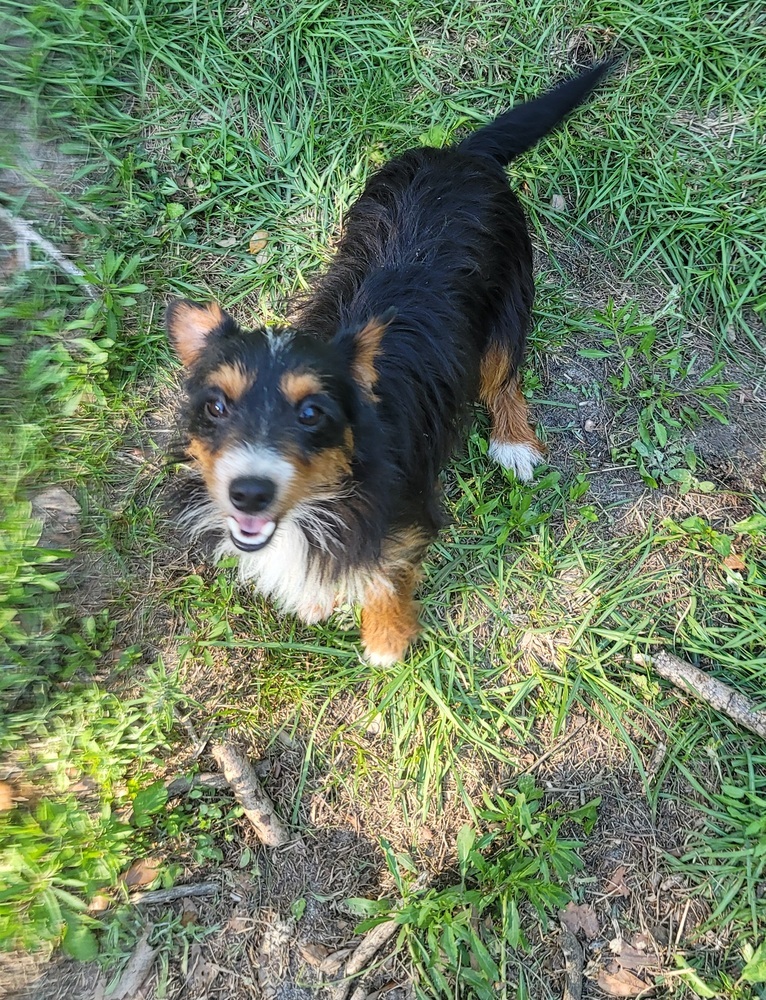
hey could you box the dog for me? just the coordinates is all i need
[166,62,614,665]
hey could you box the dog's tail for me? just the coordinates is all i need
[458,60,617,166]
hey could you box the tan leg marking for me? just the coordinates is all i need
[361,528,428,665]
[479,344,545,481]
[361,573,421,667]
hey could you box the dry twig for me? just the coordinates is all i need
[635,651,766,739]
[331,920,398,1000]
[112,924,157,999]
[0,206,97,297]
[165,772,228,797]
[129,882,219,906]
[212,739,293,847]
[560,923,584,1000]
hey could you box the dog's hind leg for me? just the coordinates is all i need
[480,342,545,482]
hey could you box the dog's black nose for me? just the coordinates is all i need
[229,477,276,513]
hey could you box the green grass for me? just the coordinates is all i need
[2,0,766,995]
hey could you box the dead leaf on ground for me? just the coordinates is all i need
[188,942,220,994]
[597,965,650,996]
[559,901,600,940]
[610,940,661,971]
[112,924,156,1000]
[723,553,747,572]
[298,942,332,968]
[123,856,162,888]
[0,781,13,811]
[249,230,269,254]
[606,864,631,897]
[320,946,354,975]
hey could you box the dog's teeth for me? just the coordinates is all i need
[259,520,276,541]
[227,516,277,546]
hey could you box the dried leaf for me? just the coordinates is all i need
[188,942,220,993]
[112,925,157,1000]
[298,942,332,968]
[610,940,661,971]
[550,193,567,212]
[319,946,354,975]
[559,901,600,940]
[217,236,237,247]
[249,230,269,254]
[124,856,162,888]
[0,781,13,811]
[606,865,631,897]
[723,553,746,572]
[597,967,649,996]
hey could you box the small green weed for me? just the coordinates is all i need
[0,797,131,959]
[351,778,599,999]
[593,299,734,489]
[159,787,244,868]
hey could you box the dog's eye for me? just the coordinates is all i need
[297,402,323,427]
[206,397,228,419]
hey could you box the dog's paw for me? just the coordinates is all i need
[361,618,419,667]
[363,639,411,668]
[488,439,545,482]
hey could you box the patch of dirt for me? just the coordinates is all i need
[689,399,766,493]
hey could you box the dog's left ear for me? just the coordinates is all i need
[166,298,232,367]
[347,309,395,394]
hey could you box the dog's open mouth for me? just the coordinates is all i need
[227,514,278,552]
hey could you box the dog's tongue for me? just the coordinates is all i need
[236,515,272,535]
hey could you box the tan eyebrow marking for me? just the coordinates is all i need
[207,362,255,400]
[280,370,323,405]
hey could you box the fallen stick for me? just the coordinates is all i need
[634,651,766,740]
[130,882,219,906]
[112,923,157,999]
[0,206,97,297]
[212,739,293,847]
[560,923,584,1000]
[331,920,399,1000]
[165,772,229,797]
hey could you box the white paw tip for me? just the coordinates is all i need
[488,440,544,482]
[364,648,404,667]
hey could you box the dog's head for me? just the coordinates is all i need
[166,299,389,552]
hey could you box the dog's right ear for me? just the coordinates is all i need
[165,299,232,367]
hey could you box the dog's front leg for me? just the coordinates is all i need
[361,569,420,666]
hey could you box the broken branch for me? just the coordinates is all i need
[165,772,228,797]
[560,923,584,1000]
[212,739,293,847]
[331,920,399,1000]
[0,206,97,297]
[634,651,766,740]
[112,924,157,999]
[130,882,219,906]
